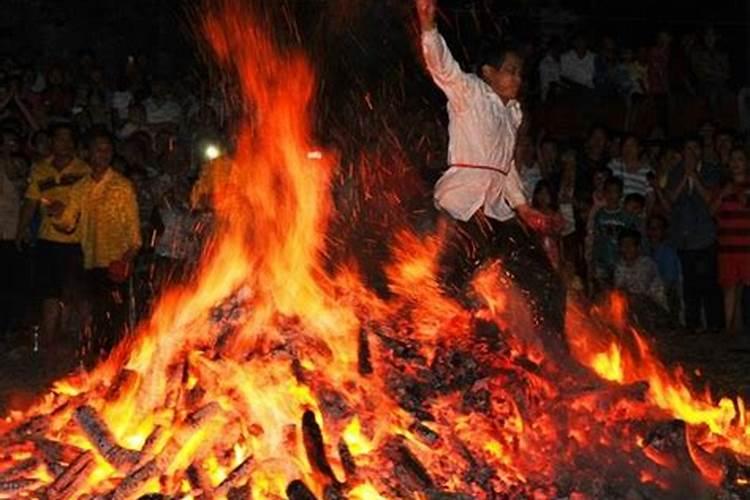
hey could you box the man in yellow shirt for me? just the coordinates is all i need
[60,129,141,357]
[16,123,90,350]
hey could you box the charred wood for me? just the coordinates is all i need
[47,450,96,500]
[386,439,435,491]
[286,479,318,500]
[214,455,254,497]
[74,405,140,469]
[0,457,38,481]
[357,324,373,375]
[302,410,337,483]
[0,478,41,495]
[337,439,356,477]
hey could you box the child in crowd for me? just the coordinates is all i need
[592,176,636,294]
[647,214,682,322]
[531,180,566,269]
[623,192,647,249]
[615,229,667,309]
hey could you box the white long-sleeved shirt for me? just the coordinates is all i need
[422,29,526,222]
[560,50,596,88]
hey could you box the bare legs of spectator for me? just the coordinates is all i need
[724,285,744,335]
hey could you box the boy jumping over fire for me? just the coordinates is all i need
[416,0,567,358]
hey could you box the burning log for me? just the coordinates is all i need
[109,458,161,500]
[0,478,41,495]
[386,439,435,492]
[409,421,441,447]
[34,437,84,464]
[0,457,38,481]
[301,410,337,483]
[286,479,318,500]
[47,450,96,500]
[337,439,356,477]
[74,405,140,470]
[213,455,254,496]
[357,324,373,375]
[105,369,140,402]
[0,415,49,446]
[187,462,214,497]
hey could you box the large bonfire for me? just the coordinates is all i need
[1,2,749,499]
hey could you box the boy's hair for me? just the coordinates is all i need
[475,40,521,73]
[48,122,79,144]
[604,176,624,191]
[624,192,646,208]
[618,228,642,246]
[87,126,114,147]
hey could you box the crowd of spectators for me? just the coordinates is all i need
[0,8,748,366]
[0,51,228,363]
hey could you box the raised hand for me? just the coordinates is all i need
[416,0,436,31]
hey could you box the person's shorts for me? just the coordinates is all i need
[718,252,750,288]
[35,240,84,300]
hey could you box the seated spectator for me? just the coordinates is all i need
[117,103,149,140]
[579,125,610,177]
[647,214,682,323]
[615,229,667,310]
[711,147,750,335]
[42,65,75,121]
[623,192,647,241]
[531,180,565,269]
[539,37,564,101]
[608,134,654,198]
[143,78,182,130]
[592,176,636,294]
[28,129,52,162]
[560,35,596,90]
[523,134,558,198]
[714,128,734,172]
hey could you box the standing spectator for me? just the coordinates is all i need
[666,136,724,333]
[0,130,25,336]
[608,134,654,198]
[711,147,750,335]
[28,129,52,162]
[15,123,90,352]
[714,128,734,172]
[59,130,141,357]
[560,35,596,90]
[594,36,618,97]
[647,215,682,322]
[690,27,730,117]
[592,176,636,294]
[580,125,609,175]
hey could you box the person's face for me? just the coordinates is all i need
[624,200,643,216]
[482,52,523,102]
[48,68,63,86]
[647,219,665,243]
[541,142,558,164]
[594,171,609,190]
[684,141,701,165]
[620,238,640,262]
[588,129,607,156]
[1,132,20,155]
[716,134,732,159]
[89,137,113,169]
[622,137,639,160]
[729,150,748,178]
[534,187,552,209]
[52,129,75,159]
[605,183,622,206]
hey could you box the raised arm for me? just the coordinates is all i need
[417,0,474,107]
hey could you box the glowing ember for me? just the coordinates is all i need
[1,2,750,499]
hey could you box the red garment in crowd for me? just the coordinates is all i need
[717,181,750,287]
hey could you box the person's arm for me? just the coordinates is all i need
[666,168,689,203]
[15,198,38,250]
[13,93,40,131]
[417,0,474,108]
